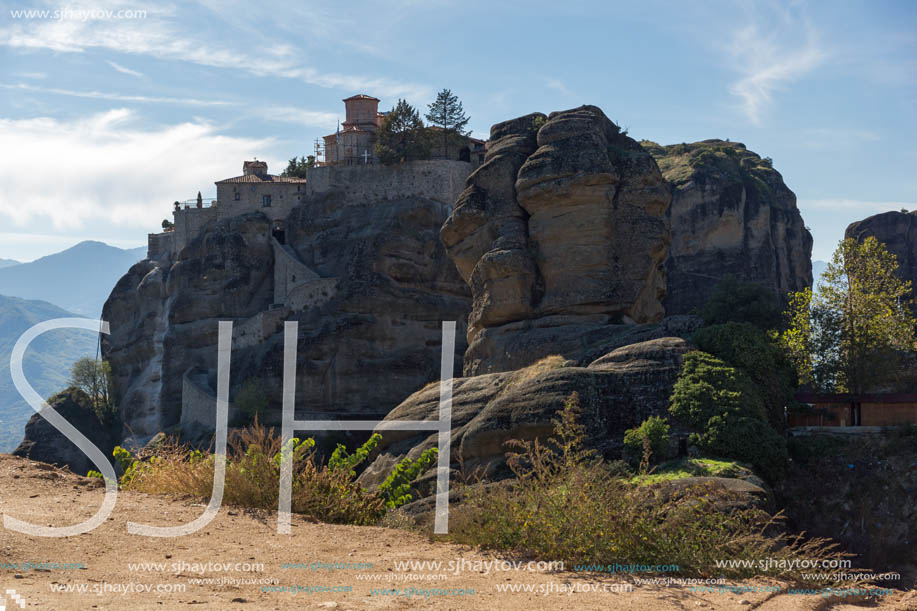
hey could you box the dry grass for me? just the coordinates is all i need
[122,423,385,525]
[449,393,861,583]
[510,355,568,386]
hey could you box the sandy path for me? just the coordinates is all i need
[0,455,911,610]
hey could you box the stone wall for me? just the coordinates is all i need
[171,205,218,256]
[216,182,307,222]
[149,161,470,261]
[147,232,174,260]
[233,308,289,350]
[306,160,472,206]
[179,367,241,436]
[272,238,320,305]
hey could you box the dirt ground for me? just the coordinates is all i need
[0,455,912,610]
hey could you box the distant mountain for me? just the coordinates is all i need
[812,260,828,290]
[0,259,19,269]
[0,295,97,453]
[0,241,145,317]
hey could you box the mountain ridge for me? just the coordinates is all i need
[0,241,145,317]
[0,294,98,453]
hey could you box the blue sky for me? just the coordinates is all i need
[0,0,914,262]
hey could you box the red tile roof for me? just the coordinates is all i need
[215,174,307,184]
[343,94,380,102]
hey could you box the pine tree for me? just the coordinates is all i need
[375,99,430,164]
[282,156,315,178]
[425,89,470,158]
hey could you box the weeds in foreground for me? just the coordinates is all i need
[449,393,857,584]
[114,423,433,525]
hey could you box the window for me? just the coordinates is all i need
[234,191,240,201]
[263,195,272,207]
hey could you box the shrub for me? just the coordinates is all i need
[622,416,671,466]
[378,447,438,509]
[669,351,787,481]
[449,393,848,580]
[116,424,436,525]
[692,412,787,481]
[328,433,381,478]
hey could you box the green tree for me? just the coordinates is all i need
[425,88,470,158]
[698,275,783,330]
[282,156,315,178]
[196,191,203,207]
[375,99,430,164]
[669,351,787,481]
[781,236,916,393]
[69,357,115,420]
[693,322,797,432]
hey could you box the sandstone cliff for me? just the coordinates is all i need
[441,106,672,376]
[102,190,470,444]
[643,140,813,315]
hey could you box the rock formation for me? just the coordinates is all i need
[441,106,672,376]
[102,191,470,444]
[846,209,917,303]
[359,337,691,490]
[643,140,813,315]
[14,388,119,475]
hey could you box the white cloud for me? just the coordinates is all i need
[0,82,233,106]
[106,60,143,77]
[0,109,276,231]
[726,13,826,125]
[545,78,573,97]
[0,1,430,99]
[264,106,339,129]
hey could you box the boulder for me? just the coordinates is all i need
[13,388,119,475]
[358,337,692,493]
[643,140,813,315]
[442,106,671,376]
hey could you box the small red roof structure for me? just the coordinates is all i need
[343,94,380,102]
[215,174,307,184]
